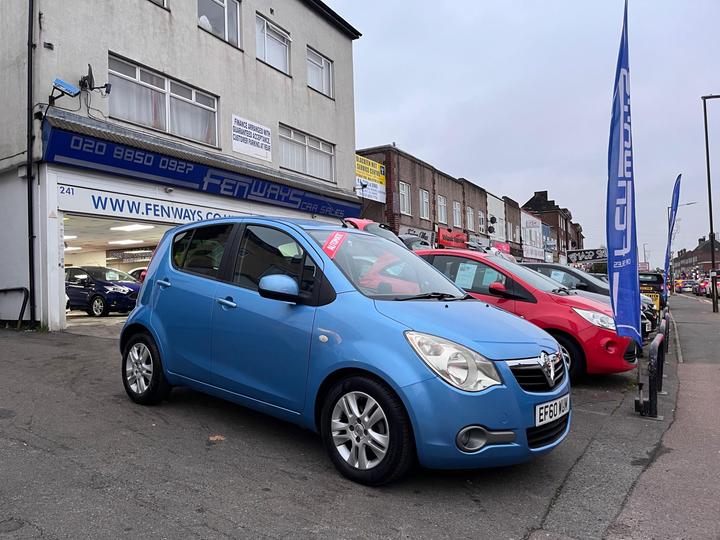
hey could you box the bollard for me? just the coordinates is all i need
[663,311,670,354]
[635,332,665,419]
[656,320,667,393]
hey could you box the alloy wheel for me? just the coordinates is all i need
[125,343,153,395]
[331,391,389,470]
[560,345,571,371]
[92,297,105,316]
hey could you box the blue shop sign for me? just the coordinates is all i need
[42,126,360,219]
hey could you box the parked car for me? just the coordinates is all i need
[417,249,637,380]
[695,278,710,295]
[680,280,695,293]
[522,263,610,296]
[342,218,406,247]
[65,266,140,317]
[638,272,665,309]
[128,267,148,282]
[590,273,608,283]
[398,234,432,251]
[121,217,571,485]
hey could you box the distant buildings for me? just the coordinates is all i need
[672,236,720,276]
[356,146,584,261]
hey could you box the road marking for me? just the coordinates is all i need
[670,311,683,364]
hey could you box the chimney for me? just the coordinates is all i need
[699,236,706,245]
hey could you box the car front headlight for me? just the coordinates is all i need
[405,332,502,392]
[572,307,616,331]
[105,285,130,294]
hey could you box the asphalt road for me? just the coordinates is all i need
[0,322,678,539]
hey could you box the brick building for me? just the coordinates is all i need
[522,191,583,263]
[673,236,720,276]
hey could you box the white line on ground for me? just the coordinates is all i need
[670,311,683,364]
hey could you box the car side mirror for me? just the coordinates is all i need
[575,282,588,291]
[258,274,301,303]
[489,281,511,297]
[80,277,91,287]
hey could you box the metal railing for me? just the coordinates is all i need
[635,315,668,419]
[0,287,30,330]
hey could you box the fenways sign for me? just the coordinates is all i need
[43,127,360,219]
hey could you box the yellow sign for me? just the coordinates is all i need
[355,155,386,203]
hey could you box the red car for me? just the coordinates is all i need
[343,218,407,247]
[417,249,637,380]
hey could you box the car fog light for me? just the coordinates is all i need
[456,426,488,452]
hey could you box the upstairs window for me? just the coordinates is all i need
[419,189,430,220]
[478,210,485,232]
[109,56,217,146]
[453,201,462,228]
[437,195,447,224]
[256,14,290,74]
[399,182,411,215]
[307,47,333,97]
[279,125,334,182]
[198,0,241,47]
[466,206,474,231]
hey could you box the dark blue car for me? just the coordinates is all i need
[65,266,141,317]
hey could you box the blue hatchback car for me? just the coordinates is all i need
[121,217,570,485]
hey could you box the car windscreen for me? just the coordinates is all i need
[308,230,464,300]
[572,267,610,292]
[84,267,137,283]
[490,256,565,292]
[639,273,664,284]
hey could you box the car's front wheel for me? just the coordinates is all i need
[122,333,171,405]
[554,334,586,382]
[87,295,108,317]
[320,375,414,486]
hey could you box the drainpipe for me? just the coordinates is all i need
[26,0,37,325]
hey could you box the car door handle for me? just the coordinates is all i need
[216,297,237,309]
[157,279,171,288]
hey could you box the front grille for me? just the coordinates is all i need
[526,414,569,448]
[508,354,565,392]
[624,341,639,363]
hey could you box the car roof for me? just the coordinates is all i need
[171,215,351,232]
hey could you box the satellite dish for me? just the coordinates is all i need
[79,64,95,90]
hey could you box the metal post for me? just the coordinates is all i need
[702,95,718,312]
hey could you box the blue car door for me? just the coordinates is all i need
[65,268,91,307]
[150,223,235,384]
[211,223,318,412]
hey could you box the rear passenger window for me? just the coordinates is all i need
[173,224,233,279]
[233,225,316,294]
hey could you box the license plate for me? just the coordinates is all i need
[535,394,570,426]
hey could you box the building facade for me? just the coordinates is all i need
[0,0,361,329]
[521,210,544,262]
[522,190,582,263]
[503,196,522,259]
[673,236,720,276]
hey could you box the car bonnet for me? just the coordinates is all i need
[373,298,559,360]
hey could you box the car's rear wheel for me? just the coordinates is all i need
[553,334,585,382]
[87,295,108,317]
[320,376,414,486]
[122,333,171,405]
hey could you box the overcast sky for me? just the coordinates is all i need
[327,0,720,269]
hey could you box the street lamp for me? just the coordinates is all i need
[702,95,719,312]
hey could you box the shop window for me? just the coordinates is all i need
[198,0,241,47]
[307,47,333,97]
[109,55,218,146]
[256,14,290,74]
[279,124,334,182]
[399,182,411,215]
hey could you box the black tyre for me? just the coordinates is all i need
[320,375,415,486]
[87,295,108,317]
[121,332,171,405]
[553,333,586,382]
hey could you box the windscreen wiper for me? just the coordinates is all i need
[395,292,465,301]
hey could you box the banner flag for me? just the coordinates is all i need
[664,174,682,299]
[607,0,642,345]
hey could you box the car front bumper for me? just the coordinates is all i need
[400,362,571,469]
[578,326,637,374]
[105,292,138,311]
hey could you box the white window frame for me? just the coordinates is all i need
[198,0,241,46]
[399,182,411,216]
[307,47,333,97]
[419,189,430,220]
[466,206,474,232]
[437,195,447,224]
[478,210,485,232]
[256,14,291,74]
[108,55,218,146]
[279,124,335,182]
[453,201,462,228]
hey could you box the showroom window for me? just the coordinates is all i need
[399,182,411,215]
[233,225,316,295]
[466,206,474,231]
[453,201,462,228]
[307,47,333,97]
[198,0,241,47]
[437,195,447,224]
[419,189,430,220]
[256,14,291,74]
[279,125,334,182]
[109,56,217,146]
[172,224,233,278]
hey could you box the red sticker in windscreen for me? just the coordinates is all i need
[322,231,348,259]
